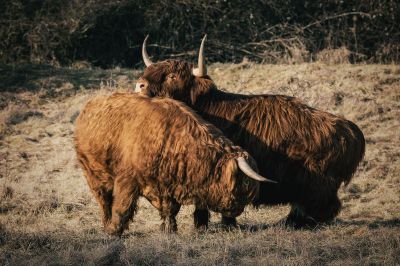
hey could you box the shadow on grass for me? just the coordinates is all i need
[0,63,140,93]
[232,218,400,233]
[1,218,399,264]
[336,218,400,228]
[0,228,125,265]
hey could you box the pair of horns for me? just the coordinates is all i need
[142,35,207,77]
[142,36,276,184]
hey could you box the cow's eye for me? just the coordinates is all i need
[167,73,176,80]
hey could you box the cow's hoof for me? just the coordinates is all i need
[194,220,209,231]
[285,215,318,230]
[220,216,239,231]
[159,222,166,232]
[160,222,177,233]
[221,216,238,227]
[195,224,208,233]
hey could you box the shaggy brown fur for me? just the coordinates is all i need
[74,92,261,236]
[138,60,366,227]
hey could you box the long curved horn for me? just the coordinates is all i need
[142,35,153,67]
[237,157,277,183]
[192,35,207,77]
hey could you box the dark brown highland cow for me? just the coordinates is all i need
[135,36,366,228]
[75,92,274,236]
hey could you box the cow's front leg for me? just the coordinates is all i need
[221,215,238,228]
[159,199,181,233]
[193,206,210,230]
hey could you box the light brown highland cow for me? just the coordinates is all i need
[74,92,274,236]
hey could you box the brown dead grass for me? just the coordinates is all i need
[0,62,399,265]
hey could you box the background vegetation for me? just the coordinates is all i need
[1,0,399,67]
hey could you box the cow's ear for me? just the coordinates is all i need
[190,88,199,105]
[190,78,210,104]
[221,158,238,192]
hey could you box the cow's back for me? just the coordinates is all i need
[75,93,172,177]
[74,92,229,192]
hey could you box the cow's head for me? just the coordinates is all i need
[135,35,216,105]
[209,153,276,217]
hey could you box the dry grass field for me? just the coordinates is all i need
[0,62,399,265]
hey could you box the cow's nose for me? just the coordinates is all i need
[135,79,148,93]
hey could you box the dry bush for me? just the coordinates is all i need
[375,43,400,63]
[1,0,399,67]
[316,47,351,64]
[0,0,92,65]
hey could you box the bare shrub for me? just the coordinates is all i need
[375,43,400,63]
[317,47,351,64]
[1,0,399,66]
[284,43,310,64]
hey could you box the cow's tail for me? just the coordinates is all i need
[338,119,366,186]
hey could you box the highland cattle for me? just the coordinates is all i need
[75,92,274,235]
[136,36,365,228]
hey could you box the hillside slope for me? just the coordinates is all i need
[0,62,399,265]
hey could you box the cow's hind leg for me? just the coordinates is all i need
[221,215,238,228]
[78,156,113,227]
[92,185,113,227]
[285,204,317,229]
[159,199,181,233]
[193,206,210,230]
[106,176,140,237]
[304,194,341,224]
[287,178,341,228]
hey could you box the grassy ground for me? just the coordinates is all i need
[0,62,399,265]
